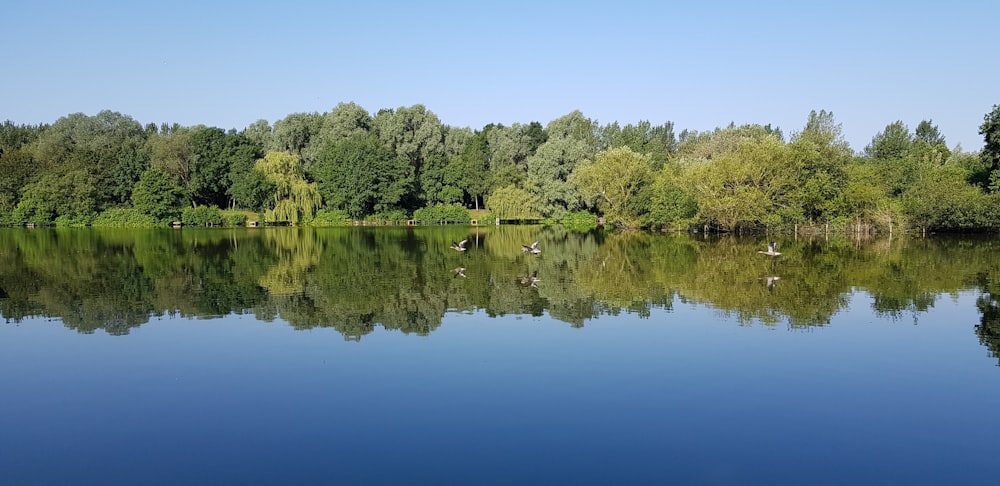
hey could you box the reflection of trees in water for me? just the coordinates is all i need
[973,272,1000,365]
[1,229,1000,349]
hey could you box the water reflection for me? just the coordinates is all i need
[0,227,998,357]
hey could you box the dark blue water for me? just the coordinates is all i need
[1,290,996,485]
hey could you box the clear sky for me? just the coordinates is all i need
[3,0,996,152]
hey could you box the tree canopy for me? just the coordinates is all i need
[0,103,995,233]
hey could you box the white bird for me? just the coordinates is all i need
[521,241,541,254]
[453,267,466,278]
[758,242,781,256]
[451,239,468,251]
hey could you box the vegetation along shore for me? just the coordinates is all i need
[2,103,999,233]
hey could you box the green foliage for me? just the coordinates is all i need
[644,166,699,230]
[225,212,247,227]
[681,135,797,231]
[0,149,38,213]
[181,205,224,226]
[979,105,1000,191]
[311,133,412,218]
[487,185,540,221]
[902,165,993,230]
[3,106,1000,233]
[255,151,321,225]
[571,147,653,228]
[865,121,912,160]
[560,210,598,232]
[413,203,470,224]
[132,167,184,222]
[92,208,160,228]
[365,209,409,224]
[526,136,590,219]
[309,209,352,226]
[13,170,100,225]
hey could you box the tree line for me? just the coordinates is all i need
[1,103,999,232]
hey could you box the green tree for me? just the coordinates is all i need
[865,121,912,160]
[372,104,445,185]
[571,147,653,227]
[310,134,412,218]
[915,119,945,146]
[242,119,272,152]
[682,136,797,231]
[833,162,894,230]
[526,136,589,218]
[149,126,196,204]
[0,149,39,214]
[902,165,991,230]
[487,185,540,221]
[13,169,100,225]
[978,105,1000,191]
[132,167,184,222]
[269,112,323,164]
[486,123,534,190]
[911,120,950,166]
[187,126,234,208]
[644,166,698,229]
[255,151,321,224]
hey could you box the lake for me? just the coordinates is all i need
[1,226,999,485]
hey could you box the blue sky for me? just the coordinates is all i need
[3,0,996,152]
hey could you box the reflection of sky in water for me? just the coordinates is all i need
[1,290,996,484]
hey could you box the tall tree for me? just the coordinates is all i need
[131,167,184,222]
[526,136,589,219]
[978,105,1000,191]
[915,120,945,146]
[149,126,196,204]
[310,134,412,218]
[571,147,654,227]
[865,121,912,160]
[270,112,323,165]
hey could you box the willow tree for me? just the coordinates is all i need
[487,185,540,221]
[254,151,321,225]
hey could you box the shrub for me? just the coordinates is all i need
[54,214,93,227]
[181,206,224,226]
[92,208,160,228]
[310,209,352,227]
[365,209,409,224]
[225,213,247,227]
[560,210,598,232]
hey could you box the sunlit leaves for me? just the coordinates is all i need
[254,151,321,225]
[572,147,653,227]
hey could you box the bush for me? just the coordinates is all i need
[560,210,598,232]
[310,209,352,227]
[413,203,470,224]
[181,206,224,226]
[225,213,247,227]
[92,208,160,228]
[365,209,409,224]
[54,214,93,227]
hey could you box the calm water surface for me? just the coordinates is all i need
[1,227,998,485]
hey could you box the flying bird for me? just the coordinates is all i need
[521,241,540,254]
[453,267,466,278]
[451,239,468,251]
